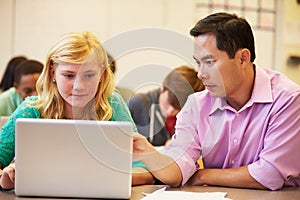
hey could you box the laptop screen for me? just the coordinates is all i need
[15,118,133,199]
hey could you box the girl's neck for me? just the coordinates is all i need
[64,107,84,119]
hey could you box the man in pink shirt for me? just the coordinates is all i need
[133,12,300,190]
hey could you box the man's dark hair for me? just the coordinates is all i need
[190,12,256,62]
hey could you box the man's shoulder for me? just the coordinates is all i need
[256,68,300,110]
[263,68,300,95]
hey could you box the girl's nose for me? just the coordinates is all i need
[73,77,84,90]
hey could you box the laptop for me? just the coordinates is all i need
[15,118,134,199]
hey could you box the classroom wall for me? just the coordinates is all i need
[281,0,300,84]
[0,0,299,92]
[0,0,197,92]
[0,0,14,75]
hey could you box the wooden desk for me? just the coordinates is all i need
[1,185,300,200]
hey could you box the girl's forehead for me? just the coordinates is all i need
[57,62,100,72]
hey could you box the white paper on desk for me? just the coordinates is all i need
[141,186,231,200]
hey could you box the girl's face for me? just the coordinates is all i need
[52,60,102,111]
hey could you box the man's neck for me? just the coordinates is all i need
[226,64,255,111]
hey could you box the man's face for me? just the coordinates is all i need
[15,73,40,99]
[193,34,243,98]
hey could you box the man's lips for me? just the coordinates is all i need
[204,84,216,90]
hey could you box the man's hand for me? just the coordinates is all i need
[186,167,267,190]
[132,133,182,187]
[133,133,156,161]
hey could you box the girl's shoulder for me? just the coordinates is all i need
[108,91,123,101]
[13,96,41,118]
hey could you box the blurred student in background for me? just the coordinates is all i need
[108,53,134,102]
[0,59,43,116]
[0,56,27,92]
[128,66,205,146]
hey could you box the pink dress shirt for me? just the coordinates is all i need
[161,67,300,190]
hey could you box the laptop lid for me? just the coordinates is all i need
[15,118,133,199]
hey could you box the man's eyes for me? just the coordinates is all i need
[206,60,213,65]
[194,59,215,67]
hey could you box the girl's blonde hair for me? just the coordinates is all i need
[35,31,115,120]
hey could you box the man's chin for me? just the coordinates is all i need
[208,91,224,98]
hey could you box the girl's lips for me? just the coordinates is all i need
[72,94,87,97]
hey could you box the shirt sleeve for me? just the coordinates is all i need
[109,92,138,132]
[160,94,201,185]
[248,91,300,190]
[108,92,148,170]
[0,97,40,168]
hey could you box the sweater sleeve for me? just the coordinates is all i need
[109,92,138,132]
[108,92,148,170]
[0,96,40,168]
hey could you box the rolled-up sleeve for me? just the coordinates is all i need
[248,159,284,190]
[160,95,201,185]
[249,91,300,190]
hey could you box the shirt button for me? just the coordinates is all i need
[231,160,235,164]
[233,138,238,143]
[236,113,239,117]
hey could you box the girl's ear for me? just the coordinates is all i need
[50,65,55,80]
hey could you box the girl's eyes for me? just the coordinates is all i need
[62,73,96,79]
[63,74,74,79]
[84,73,95,79]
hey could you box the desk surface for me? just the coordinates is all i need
[1,185,300,200]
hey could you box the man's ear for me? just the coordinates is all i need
[240,48,251,66]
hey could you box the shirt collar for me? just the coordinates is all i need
[209,66,273,115]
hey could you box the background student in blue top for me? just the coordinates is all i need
[0,31,151,189]
[0,59,43,116]
[0,56,27,92]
